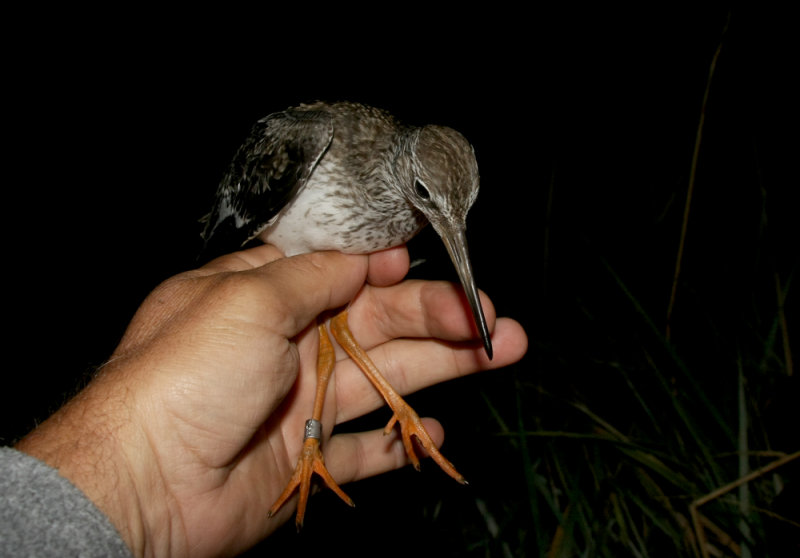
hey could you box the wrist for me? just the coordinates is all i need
[16,367,178,558]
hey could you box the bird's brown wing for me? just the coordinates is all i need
[200,108,334,259]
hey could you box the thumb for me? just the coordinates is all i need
[241,249,370,339]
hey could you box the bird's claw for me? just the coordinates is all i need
[384,406,467,484]
[269,436,354,530]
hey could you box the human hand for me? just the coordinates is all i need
[17,244,527,558]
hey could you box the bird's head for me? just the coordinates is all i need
[403,126,480,227]
[393,125,493,359]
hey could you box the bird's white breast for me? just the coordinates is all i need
[258,159,425,257]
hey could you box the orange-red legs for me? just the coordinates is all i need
[330,310,466,484]
[269,309,466,529]
[268,322,353,530]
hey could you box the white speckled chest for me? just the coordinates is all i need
[258,158,427,256]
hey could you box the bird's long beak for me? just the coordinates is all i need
[436,224,493,360]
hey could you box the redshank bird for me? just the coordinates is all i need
[201,101,492,528]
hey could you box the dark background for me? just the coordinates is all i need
[3,4,796,556]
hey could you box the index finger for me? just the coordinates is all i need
[345,279,496,350]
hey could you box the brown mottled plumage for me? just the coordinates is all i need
[203,101,490,357]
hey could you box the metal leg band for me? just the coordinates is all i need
[304,419,322,440]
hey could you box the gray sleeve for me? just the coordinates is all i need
[0,446,133,558]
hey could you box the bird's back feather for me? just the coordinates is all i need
[200,109,334,259]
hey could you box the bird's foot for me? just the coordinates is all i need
[268,432,354,530]
[329,309,467,485]
[384,400,467,484]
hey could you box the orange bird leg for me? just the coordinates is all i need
[330,309,466,484]
[268,323,354,530]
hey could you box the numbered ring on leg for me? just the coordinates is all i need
[304,419,322,440]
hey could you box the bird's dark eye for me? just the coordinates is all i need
[415,180,431,200]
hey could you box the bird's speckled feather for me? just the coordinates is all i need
[201,100,491,357]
